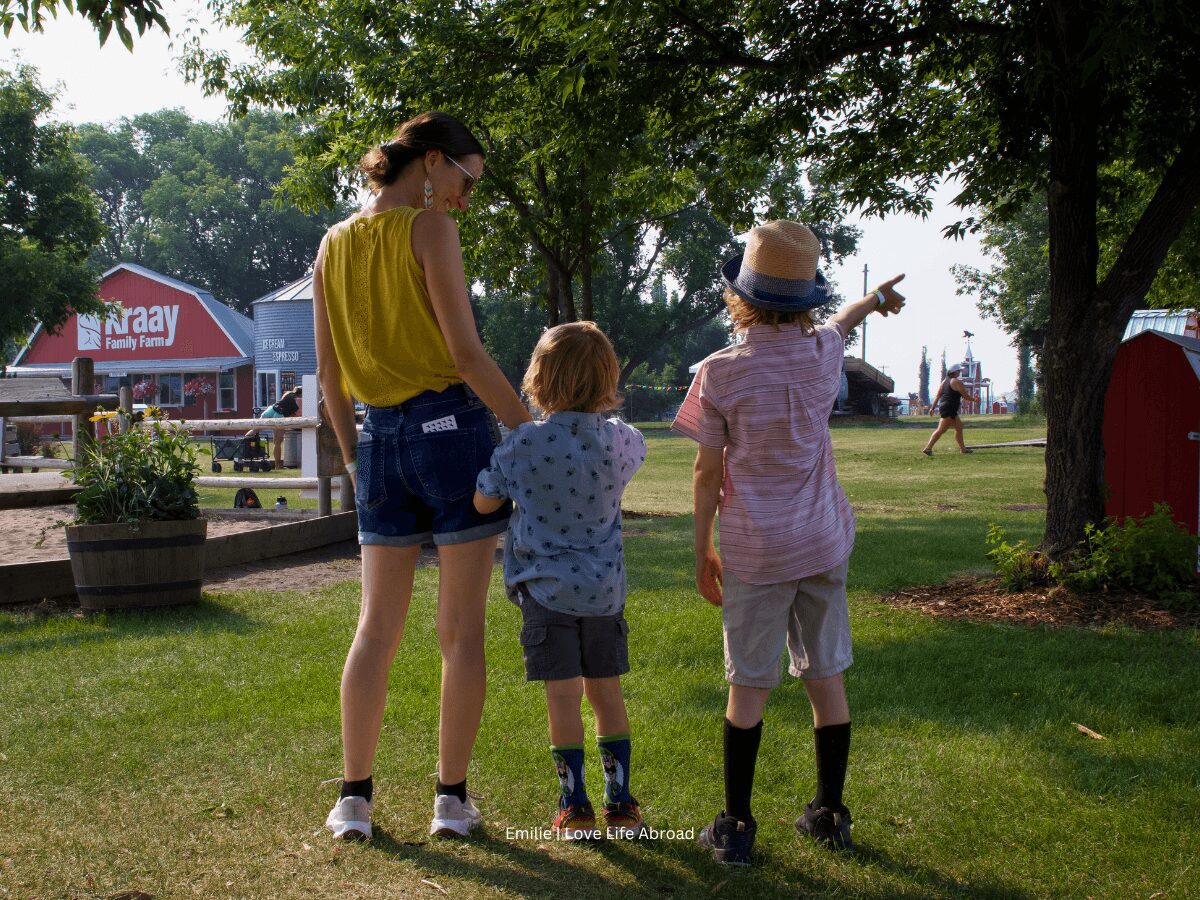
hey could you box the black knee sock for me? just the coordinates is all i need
[436,778,467,803]
[813,722,851,811]
[341,776,373,803]
[723,718,763,824]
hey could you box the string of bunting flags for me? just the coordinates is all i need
[624,384,690,391]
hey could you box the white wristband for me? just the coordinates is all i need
[344,460,357,475]
[875,290,887,308]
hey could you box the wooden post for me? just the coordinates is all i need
[118,386,133,433]
[71,357,96,463]
[340,474,356,513]
[317,476,332,517]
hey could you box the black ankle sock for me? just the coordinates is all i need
[436,778,467,803]
[723,718,763,824]
[813,722,851,810]
[341,776,373,803]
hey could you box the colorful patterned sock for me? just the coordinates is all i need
[597,733,633,804]
[551,745,589,807]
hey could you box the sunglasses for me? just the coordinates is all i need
[444,154,477,196]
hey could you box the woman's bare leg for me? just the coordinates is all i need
[341,544,421,780]
[435,535,499,783]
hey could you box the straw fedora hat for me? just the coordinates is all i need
[721,220,833,311]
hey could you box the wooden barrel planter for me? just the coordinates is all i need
[65,518,208,611]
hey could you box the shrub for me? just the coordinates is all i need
[71,409,200,527]
[1049,504,1197,607]
[986,524,1049,591]
[989,506,1198,608]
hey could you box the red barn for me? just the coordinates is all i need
[1103,330,1200,534]
[8,264,255,423]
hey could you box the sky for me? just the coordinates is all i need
[2,10,1016,398]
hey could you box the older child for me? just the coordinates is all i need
[674,220,906,864]
[474,322,647,839]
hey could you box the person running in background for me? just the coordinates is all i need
[923,364,979,456]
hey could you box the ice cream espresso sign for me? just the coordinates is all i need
[77,305,180,352]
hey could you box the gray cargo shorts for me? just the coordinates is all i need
[721,560,852,687]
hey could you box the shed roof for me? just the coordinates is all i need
[1123,309,1196,341]
[253,274,314,305]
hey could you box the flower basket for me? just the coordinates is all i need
[66,408,206,610]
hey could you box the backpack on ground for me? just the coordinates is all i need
[234,487,262,509]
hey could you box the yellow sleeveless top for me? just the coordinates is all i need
[321,206,460,407]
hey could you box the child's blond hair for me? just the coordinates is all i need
[522,322,621,414]
[723,288,816,334]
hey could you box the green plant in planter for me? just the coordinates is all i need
[73,408,200,527]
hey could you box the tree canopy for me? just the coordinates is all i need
[1,65,105,365]
[527,0,1200,555]
[183,0,859,377]
[75,109,355,314]
[1,0,167,48]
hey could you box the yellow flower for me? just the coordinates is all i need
[88,411,119,422]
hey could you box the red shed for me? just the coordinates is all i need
[1103,330,1200,534]
[8,264,255,423]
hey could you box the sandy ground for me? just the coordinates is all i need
[0,505,303,564]
[0,502,510,600]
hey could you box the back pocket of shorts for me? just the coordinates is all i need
[355,433,388,511]
[407,426,482,502]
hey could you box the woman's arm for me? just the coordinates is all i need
[415,212,533,429]
[828,274,906,338]
[312,237,360,474]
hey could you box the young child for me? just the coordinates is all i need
[474,321,648,840]
[673,220,906,864]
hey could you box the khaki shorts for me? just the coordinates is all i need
[721,561,852,687]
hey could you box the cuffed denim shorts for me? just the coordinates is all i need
[356,383,512,547]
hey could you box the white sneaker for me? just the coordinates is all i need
[325,795,372,840]
[429,793,483,837]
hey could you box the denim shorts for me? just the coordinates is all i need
[356,383,512,546]
[516,586,630,682]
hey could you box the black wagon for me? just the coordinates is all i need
[209,434,270,473]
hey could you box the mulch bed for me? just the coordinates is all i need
[882,577,1200,630]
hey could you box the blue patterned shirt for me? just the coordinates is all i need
[476,412,646,616]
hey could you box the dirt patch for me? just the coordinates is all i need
[203,540,506,594]
[882,577,1200,630]
[1002,503,1047,512]
[0,504,300,564]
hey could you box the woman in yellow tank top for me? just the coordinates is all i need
[315,112,532,841]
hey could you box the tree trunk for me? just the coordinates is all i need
[1040,3,1104,557]
[546,263,560,328]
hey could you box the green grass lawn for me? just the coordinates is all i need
[4,419,1197,898]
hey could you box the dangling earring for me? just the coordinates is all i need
[423,178,434,209]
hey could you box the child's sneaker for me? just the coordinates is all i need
[325,795,372,841]
[429,793,483,837]
[795,801,854,850]
[696,811,756,865]
[553,802,600,840]
[602,799,647,838]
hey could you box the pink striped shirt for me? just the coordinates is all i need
[673,322,856,584]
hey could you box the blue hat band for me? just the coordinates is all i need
[723,255,832,311]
